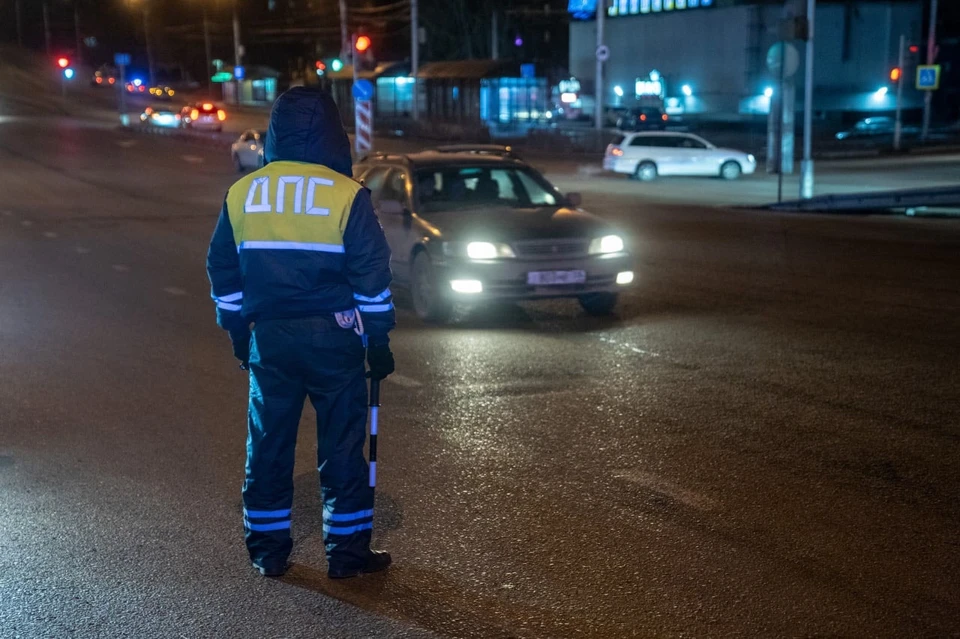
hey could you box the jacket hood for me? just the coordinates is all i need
[264,87,353,176]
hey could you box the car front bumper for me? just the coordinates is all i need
[433,253,635,301]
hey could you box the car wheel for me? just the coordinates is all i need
[411,252,453,323]
[720,161,742,180]
[233,154,244,173]
[579,293,619,316]
[634,161,657,182]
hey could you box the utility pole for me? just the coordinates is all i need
[921,0,938,141]
[143,1,156,85]
[43,0,52,57]
[799,0,816,200]
[203,3,214,97]
[594,0,605,130]
[894,34,905,151]
[412,0,419,120]
[339,0,349,59]
[232,0,242,69]
[15,0,24,48]
[491,10,499,60]
[74,1,83,65]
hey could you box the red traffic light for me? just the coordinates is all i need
[315,60,326,70]
[889,67,902,82]
[355,35,371,53]
[57,57,70,68]
[909,45,919,54]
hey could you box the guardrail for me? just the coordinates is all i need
[767,186,960,214]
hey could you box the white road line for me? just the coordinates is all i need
[117,140,138,148]
[387,373,422,389]
[75,246,90,254]
[181,154,204,164]
[163,286,187,296]
[598,336,661,357]
[613,469,716,511]
[20,220,33,227]
[112,264,130,272]
[42,231,58,239]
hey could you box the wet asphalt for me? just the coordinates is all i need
[1,116,959,638]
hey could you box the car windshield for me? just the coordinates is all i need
[415,166,562,213]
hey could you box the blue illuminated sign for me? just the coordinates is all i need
[568,0,597,20]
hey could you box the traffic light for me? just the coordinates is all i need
[57,57,70,69]
[331,58,344,72]
[355,35,371,53]
[315,60,326,76]
[889,67,902,82]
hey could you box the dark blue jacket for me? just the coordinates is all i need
[206,87,395,345]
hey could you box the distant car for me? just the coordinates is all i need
[835,117,917,140]
[180,102,225,132]
[92,67,117,88]
[148,86,176,101]
[617,105,669,131]
[125,80,147,94]
[604,132,757,181]
[231,129,265,172]
[354,149,635,321]
[139,106,181,128]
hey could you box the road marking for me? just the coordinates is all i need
[163,286,187,296]
[112,264,130,272]
[1,210,12,217]
[117,140,138,148]
[42,231,58,239]
[598,336,660,357]
[20,220,33,227]
[75,246,90,254]
[181,154,204,164]
[613,469,716,511]
[387,373,422,389]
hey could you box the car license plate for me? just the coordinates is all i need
[527,270,586,286]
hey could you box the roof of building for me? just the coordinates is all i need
[415,60,526,80]
[326,61,410,81]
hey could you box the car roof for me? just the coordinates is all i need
[360,149,526,169]
[622,131,692,138]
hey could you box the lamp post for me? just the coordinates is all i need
[799,0,816,200]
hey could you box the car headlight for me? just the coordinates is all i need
[445,241,515,260]
[589,234,624,255]
[747,154,756,164]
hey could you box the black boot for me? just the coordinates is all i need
[253,558,289,578]
[328,549,392,579]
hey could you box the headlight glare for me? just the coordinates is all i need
[466,241,515,259]
[590,234,625,255]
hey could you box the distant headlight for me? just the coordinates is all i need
[464,242,515,259]
[589,234,624,255]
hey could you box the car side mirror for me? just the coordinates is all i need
[567,192,582,208]
[378,199,404,216]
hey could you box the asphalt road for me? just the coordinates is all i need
[1,115,959,638]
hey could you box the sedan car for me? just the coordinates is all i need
[616,105,669,131]
[604,132,756,180]
[231,129,265,172]
[355,148,635,322]
[139,106,181,128]
[180,102,226,132]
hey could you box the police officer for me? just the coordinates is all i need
[206,87,395,579]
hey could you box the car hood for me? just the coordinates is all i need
[421,205,614,242]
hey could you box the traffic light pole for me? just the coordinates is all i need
[203,4,214,98]
[594,2,605,131]
[894,35,905,151]
[799,0,816,200]
[411,0,419,120]
[921,0,938,141]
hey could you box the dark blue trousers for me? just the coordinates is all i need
[242,316,374,572]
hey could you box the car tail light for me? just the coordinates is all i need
[202,103,214,110]
[108,77,115,85]
[217,109,226,121]
[640,114,647,121]
[145,107,153,114]
[662,114,668,121]
[95,77,103,84]
[610,147,624,157]
[176,114,181,120]
[138,85,145,92]
[190,109,199,120]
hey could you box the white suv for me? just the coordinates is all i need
[604,132,756,181]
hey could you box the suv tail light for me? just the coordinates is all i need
[609,146,624,157]
[661,114,668,121]
[217,109,226,121]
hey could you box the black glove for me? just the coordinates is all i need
[229,327,251,370]
[366,344,395,380]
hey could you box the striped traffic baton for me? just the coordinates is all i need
[368,378,380,497]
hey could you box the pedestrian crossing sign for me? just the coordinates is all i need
[916,65,940,91]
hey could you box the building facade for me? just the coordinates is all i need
[569,0,924,119]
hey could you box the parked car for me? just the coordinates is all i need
[231,129,265,171]
[354,147,635,322]
[180,102,226,132]
[603,132,757,181]
[835,117,918,140]
[616,105,669,131]
[139,106,181,128]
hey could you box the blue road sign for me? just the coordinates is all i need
[114,53,131,67]
[352,79,375,101]
[916,65,940,91]
[234,66,245,80]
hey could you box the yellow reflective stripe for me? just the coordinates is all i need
[225,162,361,247]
